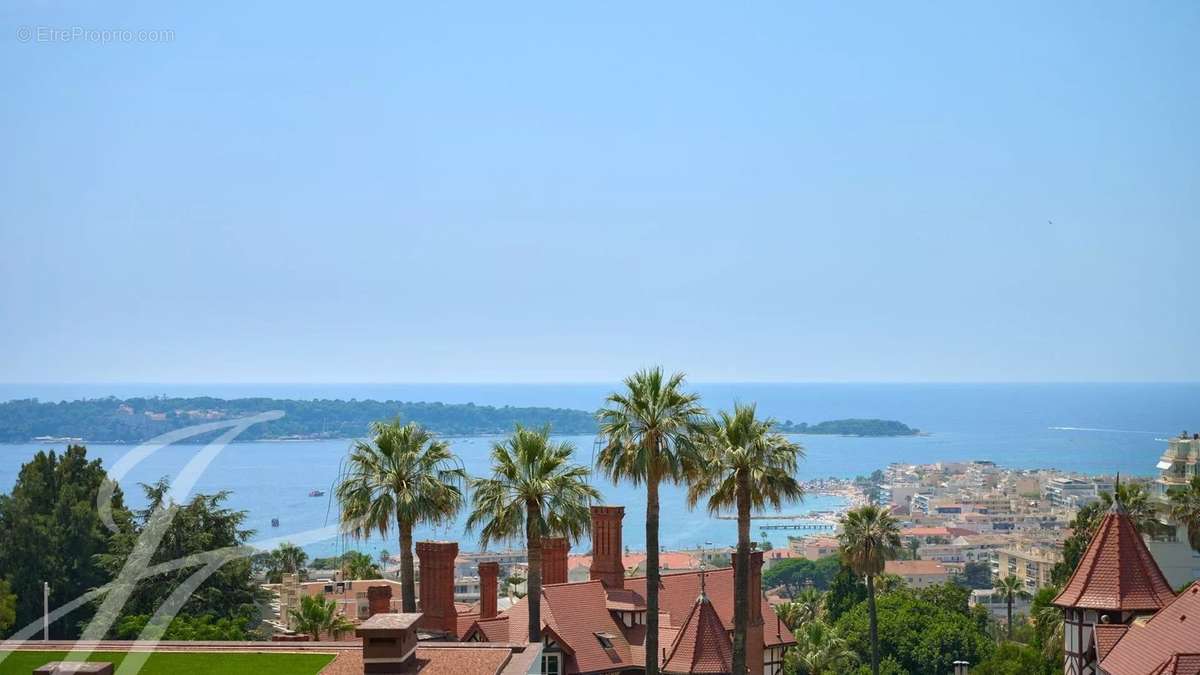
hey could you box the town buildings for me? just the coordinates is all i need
[883,560,951,588]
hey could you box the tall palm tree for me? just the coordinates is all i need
[905,538,920,561]
[783,619,860,675]
[596,367,705,675]
[1099,480,1160,534]
[839,505,901,675]
[996,575,1031,640]
[1169,476,1200,552]
[466,425,599,643]
[689,403,804,675]
[336,420,466,613]
[289,594,355,641]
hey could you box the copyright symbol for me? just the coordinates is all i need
[16,26,32,42]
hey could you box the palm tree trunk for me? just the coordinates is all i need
[867,574,879,675]
[646,469,660,675]
[399,519,416,613]
[733,477,751,675]
[1007,595,1013,641]
[526,502,543,643]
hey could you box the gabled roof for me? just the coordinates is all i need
[1099,583,1200,675]
[1052,500,1175,612]
[625,567,795,648]
[1093,623,1129,661]
[662,594,732,675]
[471,580,637,675]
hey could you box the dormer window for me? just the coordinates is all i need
[594,631,615,649]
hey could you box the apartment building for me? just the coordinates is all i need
[993,545,1061,591]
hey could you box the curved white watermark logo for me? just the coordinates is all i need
[0,412,342,674]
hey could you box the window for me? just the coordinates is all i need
[541,653,560,675]
[595,631,615,649]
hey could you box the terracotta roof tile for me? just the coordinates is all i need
[1099,583,1200,675]
[625,568,795,648]
[661,594,733,675]
[1094,623,1129,661]
[884,560,949,576]
[1053,506,1176,611]
[1149,654,1200,675]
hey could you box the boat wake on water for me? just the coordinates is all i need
[1049,426,1165,435]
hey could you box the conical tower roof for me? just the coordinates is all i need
[662,590,733,675]
[1053,485,1175,612]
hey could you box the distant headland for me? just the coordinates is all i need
[0,396,920,443]
[775,418,921,437]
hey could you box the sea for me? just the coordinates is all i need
[1,382,1197,560]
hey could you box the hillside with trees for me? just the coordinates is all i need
[0,396,599,443]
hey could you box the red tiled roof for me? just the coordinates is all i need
[1094,623,1129,661]
[1148,654,1200,675]
[476,580,637,675]
[1053,505,1175,612]
[625,568,795,649]
[661,594,732,675]
[464,615,510,643]
[1099,583,1200,675]
[884,560,949,576]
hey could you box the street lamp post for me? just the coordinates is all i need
[42,582,49,640]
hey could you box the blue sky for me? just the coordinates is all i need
[1,2,1197,383]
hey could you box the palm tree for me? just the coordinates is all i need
[336,420,466,613]
[262,542,308,583]
[996,575,1031,640]
[1169,476,1200,552]
[288,594,355,641]
[466,425,599,643]
[596,368,705,675]
[343,550,382,580]
[783,619,860,675]
[905,538,920,561]
[1099,480,1160,535]
[839,505,901,675]
[774,587,825,630]
[689,403,804,675]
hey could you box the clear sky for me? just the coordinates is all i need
[1,2,1197,384]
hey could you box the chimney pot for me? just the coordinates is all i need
[416,541,459,636]
[542,537,570,585]
[589,506,625,590]
[478,561,499,620]
[367,585,392,617]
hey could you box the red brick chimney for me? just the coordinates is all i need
[589,506,625,590]
[542,537,570,585]
[734,549,766,675]
[478,561,499,620]
[367,585,392,617]
[416,541,459,635]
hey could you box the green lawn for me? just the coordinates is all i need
[0,651,334,675]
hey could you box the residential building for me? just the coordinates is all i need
[993,545,1060,592]
[787,535,840,560]
[1053,493,1186,675]
[463,506,796,675]
[883,560,951,588]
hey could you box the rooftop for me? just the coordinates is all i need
[1053,501,1176,612]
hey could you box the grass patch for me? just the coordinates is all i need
[0,650,334,675]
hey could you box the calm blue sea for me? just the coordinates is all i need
[1,383,1197,558]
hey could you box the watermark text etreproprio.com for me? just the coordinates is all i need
[16,25,175,44]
